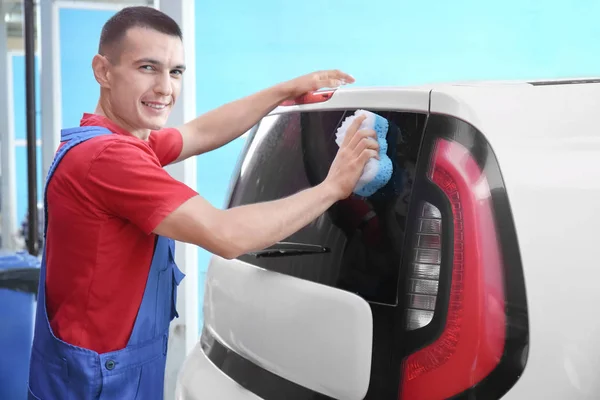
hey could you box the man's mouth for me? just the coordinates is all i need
[142,101,169,110]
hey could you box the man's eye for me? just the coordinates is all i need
[140,65,154,71]
[171,69,183,76]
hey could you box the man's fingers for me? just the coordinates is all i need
[320,70,355,87]
[326,77,351,88]
[331,69,355,84]
[359,149,379,164]
[341,115,367,147]
[354,137,380,158]
[348,128,377,150]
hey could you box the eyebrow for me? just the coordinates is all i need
[135,57,186,71]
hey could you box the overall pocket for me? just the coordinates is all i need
[27,387,42,400]
[27,347,70,400]
[134,355,168,400]
[167,239,185,321]
[170,262,185,320]
[98,364,143,400]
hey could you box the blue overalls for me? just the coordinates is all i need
[28,126,185,399]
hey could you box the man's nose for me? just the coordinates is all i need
[154,72,173,96]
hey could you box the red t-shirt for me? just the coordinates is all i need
[45,113,198,354]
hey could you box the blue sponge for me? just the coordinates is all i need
[335,110,393,197]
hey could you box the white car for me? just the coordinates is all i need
[176,78,600,400]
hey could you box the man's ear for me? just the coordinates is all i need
[92,54,111,88]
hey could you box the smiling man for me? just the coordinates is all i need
[27,6,379,400]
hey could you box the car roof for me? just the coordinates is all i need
[269,77,600,136]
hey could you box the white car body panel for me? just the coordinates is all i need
[175,343,263,400]
[430,81,600,399]
[177,78,600,399]
[201,256,373,400]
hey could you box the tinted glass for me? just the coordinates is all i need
[228,110,425,305]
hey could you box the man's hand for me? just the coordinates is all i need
[323,114,379,199]
[282,70,356,99]
[157,114,380,259]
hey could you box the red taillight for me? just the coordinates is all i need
[280,90,336,106]
[401,138,506,399]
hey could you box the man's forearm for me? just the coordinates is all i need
[156,98,371,260]
[220,182,339,258]
[153,181,343,260]
[176,70,354,160]
[187,83,291,154]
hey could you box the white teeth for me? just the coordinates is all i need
[143,102,166,110]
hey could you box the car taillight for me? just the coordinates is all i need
[400,138,506,399]
[405,202,442,331]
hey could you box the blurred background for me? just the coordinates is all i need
[0,0,598,398]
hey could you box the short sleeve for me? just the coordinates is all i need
[86,139,198,234]
[148,128,183,166]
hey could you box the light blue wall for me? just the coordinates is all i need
[11,0,600,332]
[11,56,41,141]
[59,8,114,128]
[12,55,42,224]
[195,0,599,96]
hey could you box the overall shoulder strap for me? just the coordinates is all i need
[30,126,114,366]
[43,126,112,236]
[59,126,112,143]
[47,126,112,185]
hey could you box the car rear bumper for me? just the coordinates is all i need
[175,339,262,400]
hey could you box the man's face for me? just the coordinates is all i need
[101,27,185,132]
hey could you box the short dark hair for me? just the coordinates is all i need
[98,6,182,57]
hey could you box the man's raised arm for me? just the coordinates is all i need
[173,70,354,162]
[155,114,377,259]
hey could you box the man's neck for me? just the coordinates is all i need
[94,102,151,141]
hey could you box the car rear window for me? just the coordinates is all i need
[228,110,426,305]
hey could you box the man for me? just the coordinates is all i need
[27,6,378,399]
